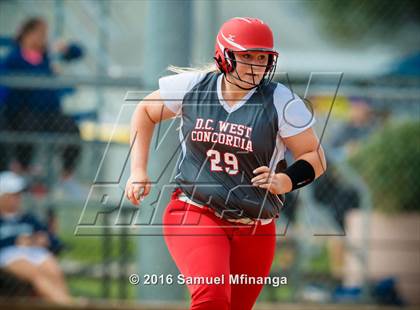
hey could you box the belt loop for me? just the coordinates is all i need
[214,211,224,220]
[171,188,182,200]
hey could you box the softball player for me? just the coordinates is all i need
[126,17,327,310]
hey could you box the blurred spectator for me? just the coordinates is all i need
[313,166,360,230]
[0,17,83,184]
[0,94,7,172]
[330,98,376,158]
[314,98,378,280]
[0,171,70,304]
[388,50,420,77]
[315,98,377,229]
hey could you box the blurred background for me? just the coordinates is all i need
[0,0,419,309]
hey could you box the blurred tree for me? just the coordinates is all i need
[349,120,420,213]
[307,0,420,44]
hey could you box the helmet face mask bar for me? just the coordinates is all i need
[222,49,278,90]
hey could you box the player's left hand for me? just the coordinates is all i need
[32,232,50,248]
[251,166,292,195]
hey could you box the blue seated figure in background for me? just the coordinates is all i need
[0,17,84,183]
[0,171,70,304]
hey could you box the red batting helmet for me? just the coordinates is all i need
[214,17,278,88]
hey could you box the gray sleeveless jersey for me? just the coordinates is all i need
[159,72,315,220]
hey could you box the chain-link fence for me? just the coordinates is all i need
[284,77,420,306]
[1,0,419,309]
[1,72,418,307]
[0,72,137,300]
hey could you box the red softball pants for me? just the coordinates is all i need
[162,189,277,310]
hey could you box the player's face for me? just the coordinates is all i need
[230,51,270,88]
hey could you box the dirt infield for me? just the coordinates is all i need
[0,298,418,310]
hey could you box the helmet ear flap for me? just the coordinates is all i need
[267,54,274,67]
[224,50,236,73]
[214,49,232,74]
[261,53,278,87]
[214,53,224,72]
[264,54,274,74]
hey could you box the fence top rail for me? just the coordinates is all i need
[0,74,145,89]
[0,131,126,145]
[1,73,420,90]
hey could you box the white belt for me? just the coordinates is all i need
[177,193,273,226]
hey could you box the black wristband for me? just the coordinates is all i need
[283,159,315,191]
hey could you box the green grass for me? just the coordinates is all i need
[58,223,331,302]
[260,284,294,302]
[68,277,137,299]
[59,232,138,299]
[305,245,331,274]
[59,234,137,263]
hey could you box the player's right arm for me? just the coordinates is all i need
[125,90,178,206]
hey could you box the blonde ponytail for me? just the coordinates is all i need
[167,63,220,74]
